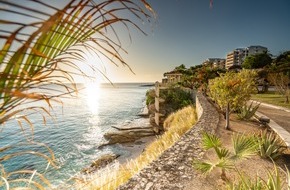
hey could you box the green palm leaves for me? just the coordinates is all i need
[193,132,257,178]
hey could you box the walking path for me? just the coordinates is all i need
[252,100,290,147]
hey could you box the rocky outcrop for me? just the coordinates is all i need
[117,92,219,190]
[82,153,120,174]
[104,128,155,145]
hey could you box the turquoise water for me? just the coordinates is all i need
[0,83,152,186]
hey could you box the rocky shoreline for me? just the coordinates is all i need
[81,103,158,175]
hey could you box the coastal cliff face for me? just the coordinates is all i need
[118,92,219,190]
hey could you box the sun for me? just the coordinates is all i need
[84,81,101,115]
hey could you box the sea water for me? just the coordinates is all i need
[0,83,152,186]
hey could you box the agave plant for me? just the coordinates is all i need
[227,164,286,190]
[255,130,284,160]
[0,0,155,188]
[237,101,260,121]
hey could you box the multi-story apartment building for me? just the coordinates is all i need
[202,58,226,69]
[225,45,267,69]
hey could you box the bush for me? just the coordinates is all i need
[145,87,193,111]
[160,87,193,111]
[146,89,155,105]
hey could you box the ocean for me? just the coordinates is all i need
[0,83,153,186]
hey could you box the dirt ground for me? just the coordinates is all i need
[184,113,290,190]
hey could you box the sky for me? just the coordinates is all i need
[106,0,290,83]
[1,0,290,83]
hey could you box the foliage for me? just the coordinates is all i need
[0,0,154,188]
[193,132,256,179]
[227,170,264,190]
[271,51,290,73]
[209,70,258,112]
[267,51,290,103]
[242,52,272,69]
[227,165,285,190]
[145,87,193,112]
[232,134,257,160]
[268,72,290,104]
[160,87,193,111]
[237,101,260,120]
[255,131,284,160]
[208,70,257,128]
[146,89,155,105]
[181,65,226,91]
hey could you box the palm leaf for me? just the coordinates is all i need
[232,133,257,160]
[193,160,215,175]
[202,132,222,150]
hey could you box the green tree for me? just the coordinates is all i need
[208,70,257,129]
[242,52,272,93]
[242,52,272,69]
[268,51,290,103]
[181,65,225,91]
[0,0,154,188]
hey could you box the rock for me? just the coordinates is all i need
[82,153,120,174]
[103,128,155,145]
[145,182,153,190]
[258,116,270,124]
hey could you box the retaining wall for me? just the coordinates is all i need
[118,92,219,190]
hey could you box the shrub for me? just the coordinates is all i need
[146,89,155,105]
[160,87,193,111]
[146,87,193,111]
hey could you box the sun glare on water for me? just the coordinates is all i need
[84,82,101,115]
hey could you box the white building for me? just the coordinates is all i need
[225,45,267,69]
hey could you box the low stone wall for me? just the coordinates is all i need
[118,92,219,190]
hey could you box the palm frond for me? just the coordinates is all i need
[215,158,234,170]
[193,160,215,175]
[216,147,230,159]
[202,132,222,150]
[232,133,257,160]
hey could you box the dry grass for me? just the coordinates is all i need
[76,105,197,190]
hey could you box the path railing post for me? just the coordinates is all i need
[155,81,160,127]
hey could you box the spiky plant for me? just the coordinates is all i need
[237,101,260,121]
[0,0,154,188]
[227,164,286,190]
[256,130,284,160]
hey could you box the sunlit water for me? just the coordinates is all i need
[0,83,152,186]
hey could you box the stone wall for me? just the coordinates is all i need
[118,92,219,190]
